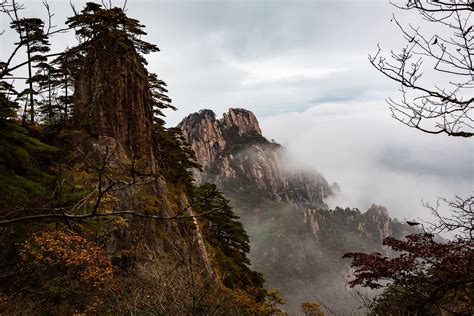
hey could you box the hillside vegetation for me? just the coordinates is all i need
[0,3,281,314]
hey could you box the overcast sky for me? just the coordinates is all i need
[1,0,473,221]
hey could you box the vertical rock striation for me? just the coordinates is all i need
[73,35,156,172]
[71,34,214,276]
[178,109,227,169]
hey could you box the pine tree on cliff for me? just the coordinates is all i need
[66,2,173,167]
[67,3,157,57]
[66,2,173,121]
[9,17,50,124]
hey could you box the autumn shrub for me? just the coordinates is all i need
[301,301,325,316]
[6,230,113,313]
[344,233,474,315]
[21,230,113,285]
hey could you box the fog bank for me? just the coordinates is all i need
[260,102,474,221]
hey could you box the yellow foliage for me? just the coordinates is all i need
[301,301,324,316]
[20,230,113,288]
[231,288,286,315]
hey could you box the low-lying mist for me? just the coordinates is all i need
[229,196,373,315]
[260,102,474,222]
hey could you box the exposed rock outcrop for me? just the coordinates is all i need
[74,35,156,172]
[178,109,227,169]
[178,108,261,169]
[361,204,392,242]
[71,34,214,276]
[179,107,416,314]
[179,108,331,207]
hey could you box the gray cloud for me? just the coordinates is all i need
[2,0,471,221]
[0,1,408,125]
[260,102,474,221]
[377,146,474,182]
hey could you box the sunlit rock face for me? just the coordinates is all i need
[178,109,228,170]
[179,108,331,207]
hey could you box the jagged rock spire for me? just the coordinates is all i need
[178,108,262,169]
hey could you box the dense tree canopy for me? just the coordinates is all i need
[67,2,158,57]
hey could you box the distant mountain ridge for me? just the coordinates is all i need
[179,108,416,314]
[179,108,333,207]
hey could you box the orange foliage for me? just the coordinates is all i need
[20,230,113,287]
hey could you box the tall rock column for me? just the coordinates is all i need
[73,35,156,172]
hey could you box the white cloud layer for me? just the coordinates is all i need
[260,102,474,221]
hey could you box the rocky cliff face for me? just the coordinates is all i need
[178,108,261,169]
[304,204,414,247]
[179,107,415,314]
[71,34,215,276]
[74,35,156,172]
[179,108,332,207]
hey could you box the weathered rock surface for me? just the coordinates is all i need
[178,109,227,169]
[179,108,332,207]
[71,34,214,275]
[179,107,416,314]
[74,35,156,172]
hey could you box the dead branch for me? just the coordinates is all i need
[371,1,473,137]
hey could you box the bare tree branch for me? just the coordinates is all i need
[371,1,473,137]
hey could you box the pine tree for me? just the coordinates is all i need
[66,2,158,57]
[66,2,175,123]
[10,17,50,124]
[149,72,175,125]
[0,80,18,121]
[193,183,267,301]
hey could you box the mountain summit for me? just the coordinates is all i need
[179,108,332,207]
[179,108,416,314]
[178,108,261,169]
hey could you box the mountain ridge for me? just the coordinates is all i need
[179,108,333,207]
[179,107,416,314]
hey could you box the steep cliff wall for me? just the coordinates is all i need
[0,7,282,315]
[74,35,156,172]
[179,107,416,314]
[179,108,332,207]
[70,33,218,277]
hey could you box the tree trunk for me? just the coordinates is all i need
[26,41,34,123]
